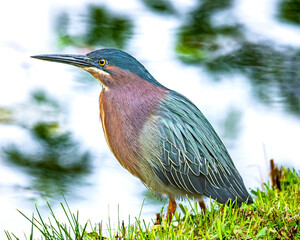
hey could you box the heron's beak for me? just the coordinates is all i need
[31,54,94,68]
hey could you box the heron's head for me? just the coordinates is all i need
[32,48,161,90]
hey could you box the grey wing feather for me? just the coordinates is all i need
[153,91,252,205]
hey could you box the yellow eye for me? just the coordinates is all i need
[99,59,106,66]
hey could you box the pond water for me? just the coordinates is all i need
[1,0,300,238]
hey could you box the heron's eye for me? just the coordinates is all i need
[99,59,107,66]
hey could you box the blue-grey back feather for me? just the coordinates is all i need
[153,90,252,205]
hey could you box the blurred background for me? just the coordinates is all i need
[1,0,300,237]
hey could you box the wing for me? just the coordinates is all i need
[151,91,252,205]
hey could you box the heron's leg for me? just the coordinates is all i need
[167,199,177,223]
[198,199,206,212]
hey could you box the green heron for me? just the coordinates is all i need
[32,49,252,222]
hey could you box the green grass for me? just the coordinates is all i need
[5,168,300,239]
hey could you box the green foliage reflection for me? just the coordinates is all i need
[175,0,300,114]
[140,0,176,15]
[279,0,300,24]
[2,90,91,199]
[56,6,133,49]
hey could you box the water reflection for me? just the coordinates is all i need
[2,90,91,199]
[1,0,300,237]
[174,0,300,114]
[56,5,133,49]
[52,0,300,114]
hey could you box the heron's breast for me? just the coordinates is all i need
[98,84,168,179]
